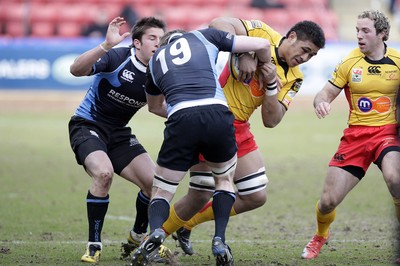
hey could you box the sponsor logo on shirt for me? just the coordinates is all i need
[357,96,391,113]
[352,68,362,82]
[108,89,147,108]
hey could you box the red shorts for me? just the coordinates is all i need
[329,124,400,172]
[199,120,258,161]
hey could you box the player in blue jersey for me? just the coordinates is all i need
[130,29,276,266]
[68,16,166,263]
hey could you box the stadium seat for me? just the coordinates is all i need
[5,21,27,37]
[162,6,191,30]
[3,3,26,22]
[188,7,223,30]
[57,4,86,23]
[57,22,82,37]
[29,3,59,23]
[30,21,56,37]
[230,6,264,21]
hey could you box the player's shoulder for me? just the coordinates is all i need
[386,46,400,58]
[109,46,131,59]
[241,19,282,45]
[337,48,364,67]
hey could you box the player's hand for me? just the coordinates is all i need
[257,62,277,89]
[103,17,131,50]
[315,102,331,119]
[237,53,257,82]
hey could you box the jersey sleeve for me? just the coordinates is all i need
[277,77,303,109]
[199,28,235,53]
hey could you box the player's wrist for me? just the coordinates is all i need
[265,79,277,96]
[99,42,110,52]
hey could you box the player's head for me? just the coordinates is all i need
[130,17,167,43]
[357,10,390,41]
[130,17,166,63]
[286,20,325,50]
[281,21,325,67]
[160,29,187,47]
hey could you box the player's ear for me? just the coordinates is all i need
[133,38,141,49]
[287,31,297,43]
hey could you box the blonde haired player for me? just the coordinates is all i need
[301,10,400,259]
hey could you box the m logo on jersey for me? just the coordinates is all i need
[121,69,135,83]
[358,96,391,113]
[351,68,362,82]
[367,66,381,75]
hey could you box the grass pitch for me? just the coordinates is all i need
[0,92,398,265]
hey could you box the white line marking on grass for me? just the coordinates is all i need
[0,239,395,245]
[106,215,133,221]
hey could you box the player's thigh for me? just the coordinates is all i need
[84,150,114,178]
[381,150,400,197]
[120,152,155,195]
[320,166,359,208]
[234,149,265,180]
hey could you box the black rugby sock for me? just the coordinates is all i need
[86,190,109,243]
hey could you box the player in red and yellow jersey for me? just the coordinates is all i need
[301,10,400,260]
[159,17,325,255]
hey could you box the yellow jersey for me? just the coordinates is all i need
[219,19,303,122]
[330,47,400,126]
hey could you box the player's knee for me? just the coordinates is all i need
[153,174,179,194]
[238,190,267,210]
[235,168,268,196]
[91,167,113,187]
[319,195,338,212]
[189,171,215,192]
[387,177,400,198]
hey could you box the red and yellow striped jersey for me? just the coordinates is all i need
[330,47,400,126]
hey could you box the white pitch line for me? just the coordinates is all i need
[0,239,396,245]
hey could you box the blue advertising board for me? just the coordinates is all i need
[0,38,122,90]
[1,38,399,95]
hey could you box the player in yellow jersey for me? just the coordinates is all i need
[159,17,326,255]
[301,10,400,260]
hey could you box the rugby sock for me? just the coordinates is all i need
[148,198,170,231]
[132,190,150,234]
[393,197,400,223]
[212,190,236,243]
[185,201,237,230]
[86,190,109,243]
[162,204,187,236]
[316,200,336,238]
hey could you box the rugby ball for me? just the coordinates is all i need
[228,52,257,81]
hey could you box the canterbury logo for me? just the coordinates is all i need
[145,242,155,252]
[333,153,345,161]
[368,66,381,74]
[121,69,135,82]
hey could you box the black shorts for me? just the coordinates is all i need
[157,105,237,171]
[68,116,147,175]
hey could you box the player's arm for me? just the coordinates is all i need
[209,17,256,81]
[259,62,285,128]
[209,17,247,35]
[232,35,270,66]
[145,68,167,118]
[146,94,167,118]
[314,82,342,119]
[70,17,130,76]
